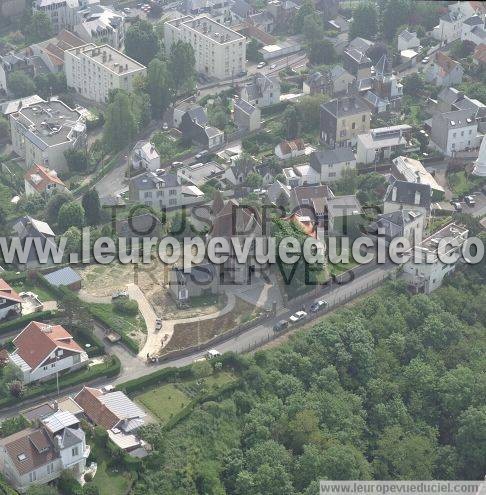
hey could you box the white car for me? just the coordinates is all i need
[257,61,266,69]
[270,63,276,69]
[206,349,221,359]
[422,56,429,64]
[289,311,307,323]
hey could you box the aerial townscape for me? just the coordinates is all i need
[0,0,485,493]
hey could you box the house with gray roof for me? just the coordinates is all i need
[309,147,356,182]
[169,262,220,305]
[383,179,432,216]
[372,209,425,246]
[180,112,224,149]
[240,72,280,108]
[44,267,82,291]
[233,97,261,131]
[171,102,208,129]
[326,195,363,237]
[397,29,420,51]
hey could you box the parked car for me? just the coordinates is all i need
[422,56,429,64]
[162,122,168,130]
[257,61,266,69]
[112,290,128,300]
[206,349,221,359]
[273,320,289,332]
[270,63,276,69]
[450,201,462,211]
[289,311,307,323]
[195,150,209,160]
[172,161,184,168]
[309,300,328,313]
[155,318,162,331]
[464,195,476,206]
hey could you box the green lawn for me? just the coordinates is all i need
[136,383,191,423]
[90,460,130,495]
[89,302,147,336]
[447,171,484,197]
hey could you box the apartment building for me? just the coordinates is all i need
[164,15,246,80]
[64,43,146,103]
[9,98,86,171]
[430,108,477,156]
[320,95,371,148]
[32,0,78,33]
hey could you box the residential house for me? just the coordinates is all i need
[130,140,160,172]
[303,67,354,96]
[461,15,486,45]
[169,263,220,305]
[343,37,373,79]
[402,223,468,293]
[164,15,246,80]
[177,161,226,187]
[383,179,432,216]
[265,0,299,33]
[65,43,146,104]
[223,156,256,185]
[430,108,477,156]
[259,37,302,61]
[309,147,356,182]
[328,15,350,34]
[240,72,280,108]
[0,410,89,493]
[233,97,261,131]
[115,213,164,239]
[455,1,486,18]
[320,95,371,148]
[326,195,363,236]
[171,102,208,129]
[356,125,414,164]
[180,112,224,149]
[209,199,262,283]
[246,11,275,34]
[424,52,464,87]
[283,163,320,187]
[230,0,255,20]
[129,171,203,209]
[12,216,60,269]
[9,97,86,172]
[266,179,291,205]
[24,164,68,197]
[9,321,88,384]
[397,29,420,52]
[74,386,146,452]
[374,209,425,247]
[0,279,22,321]
[289,184,334,228]
[0,52,37,96]
[1,96,45,118]
[32,0,79,33]
[74,5,125,49]
[391,155,445,200]
[27,30,86,74]
[432,9,464,43]
[275,138,305,160]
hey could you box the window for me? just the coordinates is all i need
[340,130,346,137]
[169,198,177,206]
[47,463,54,475]
[461,131,464,137]
[144,191,152,198]
[72,446,79,457]
[43,366,48,371]
[362,115,366,122]
[29,472,37,482]
[352,122,356,129]
[329,172,336,177]
[453,132,456,138]
[169,189,176,196]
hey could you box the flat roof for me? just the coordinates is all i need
[67,43,146,73]
[11,99,85,148]
[170,15,244,43]
[417,223,468,254]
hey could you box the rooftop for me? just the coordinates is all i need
[66,43,146,74]
[169,15,244,43]
[417,223,468,255]
[11,99,85,149]
[25,164,66,192]
[392,156,444,193]
[358,125,412,149]
[321,96,370,118]
[326,195,362,218]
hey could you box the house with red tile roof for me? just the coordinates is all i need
[0,279,22,321]
[424,52,464,87]
[24,164,68,197]
[275,138,306,160]
[9,322,88,383]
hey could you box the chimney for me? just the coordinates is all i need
[414,190,421,205]
[415,171,421,183]
[53,400,58,411]
[392,186,397,202]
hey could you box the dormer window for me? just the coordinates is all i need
[17,453,27,461]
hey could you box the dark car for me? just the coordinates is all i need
[273,320,289,332]
[309,300,328,313]
[450,201,462,212]
[464,195,476,207]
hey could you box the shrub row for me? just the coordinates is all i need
[0,355,121,409]
[0,310,56,336]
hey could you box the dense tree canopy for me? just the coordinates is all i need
[349,2,378,40]
[125,20,160,66]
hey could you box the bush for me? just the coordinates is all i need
[113,298,139,316]
[0,310,56,335]
[83,484,99,495]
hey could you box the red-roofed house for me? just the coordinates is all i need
[275,138,306,160]
[24,164,68,197]
[425,52,464,87]
[9,322,88,383]
[0,279,22,321]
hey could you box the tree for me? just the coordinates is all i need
[64,226,82,256]
[297,94,328,132]
[309,39,335,66]
[402,73,425,96]
[449,40,475,60]
[456,406,486,479]
[208,108,229,129]
[293,0,315,34]
[247,38,263,62]
[28,11,53,42]
[169,41,196,95]
[381,0,411,40]
[0,116,9,141]
[46,191,72,225]
[58,201,85,232]
[82,189,101,226]
[125,20,159,66]
[349,2,378,40]
[282,105,301,140]
[103,92,137,151]
[246,172,263,189]
[7,71,36,98]
[65,149,89,173]
[26,486,59,495]
[303,15,323,45]
[146,59,173,117]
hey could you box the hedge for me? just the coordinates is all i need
[0,355,121,409]
[0,310,57,335]
[117,365,195,396]
[0,271,27,284]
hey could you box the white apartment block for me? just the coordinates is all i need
[64,43,146,103]
[164,15,246,80]
[9,98,86,172]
